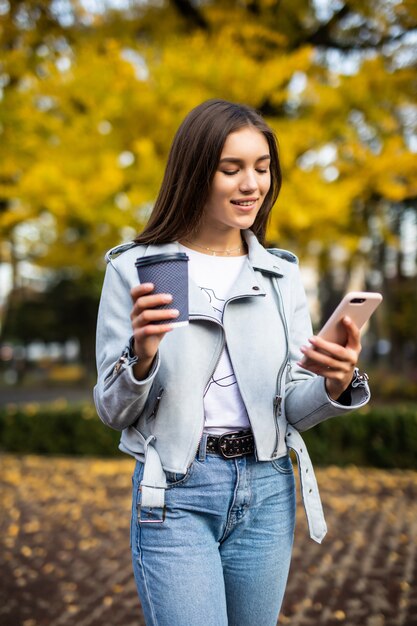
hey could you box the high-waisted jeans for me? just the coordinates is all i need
[131,438,296,626]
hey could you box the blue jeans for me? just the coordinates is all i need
[131,442,296,626]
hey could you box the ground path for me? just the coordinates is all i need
[1,455,416,626]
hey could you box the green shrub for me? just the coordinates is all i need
[0,401,121,457]
[301,403,417,469]
[0,401,416,468]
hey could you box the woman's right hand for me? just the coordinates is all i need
[130,283,179,380]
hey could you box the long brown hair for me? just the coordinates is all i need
[134,99,282,246]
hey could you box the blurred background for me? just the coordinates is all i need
[1,3,417,625]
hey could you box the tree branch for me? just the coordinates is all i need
[305,4,351,48]
[292,3,415,51]
[170,0,209,30]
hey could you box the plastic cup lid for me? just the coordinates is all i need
[135,252,189,267]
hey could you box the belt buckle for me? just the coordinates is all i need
[218,432,246,459]
[138,503,167,524]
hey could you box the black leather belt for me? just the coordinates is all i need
[206,430,255,459]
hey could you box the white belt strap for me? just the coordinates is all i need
[285,424,327,544]
[140,435,167,508]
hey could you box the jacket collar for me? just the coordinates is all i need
[243,230,284,277]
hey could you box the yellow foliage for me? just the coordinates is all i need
[0,0,415,275]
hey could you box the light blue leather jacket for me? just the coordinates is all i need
[94,230,370,542]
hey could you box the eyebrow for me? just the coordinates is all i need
[219,155,271,165]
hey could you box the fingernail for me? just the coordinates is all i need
[300,346,307,353]
[162,294,173,303]
[172,309,179,317]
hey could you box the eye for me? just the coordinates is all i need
[222,170,239,176]
[256,168,269,174]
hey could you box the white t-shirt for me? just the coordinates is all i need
[179,245,251,435]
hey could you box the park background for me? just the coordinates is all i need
[0,1,416,625]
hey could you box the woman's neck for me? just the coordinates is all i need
[181,231,246,257]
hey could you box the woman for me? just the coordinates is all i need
[94,99,370,626]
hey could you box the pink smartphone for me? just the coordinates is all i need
[318,291,383,345]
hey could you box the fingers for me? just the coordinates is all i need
[300,339,356,369]
[298,334,358,401]
[298,316,361,380]
[133,308,180,329]
[131,282,155,297]
[299,340,355,369]
[130,284,178,325]
[308,318,361,357]
[134,322,175,339]
[299,348,354,377]
[342,316,361,350]
[130,283,179,364]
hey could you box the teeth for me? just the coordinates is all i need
[234,201,255,206]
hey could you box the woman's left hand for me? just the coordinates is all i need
[298,316,361,401]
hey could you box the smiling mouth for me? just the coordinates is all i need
[231,199,258,207]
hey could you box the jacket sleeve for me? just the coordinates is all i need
[284,264,370,432]
[93,260,160,431]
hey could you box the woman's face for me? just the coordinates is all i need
[201,126,271,235]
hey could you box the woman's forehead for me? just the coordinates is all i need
[221,126,270,158]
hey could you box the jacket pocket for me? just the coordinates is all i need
[145,386,165,422]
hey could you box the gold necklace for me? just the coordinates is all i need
[184,239,243,256]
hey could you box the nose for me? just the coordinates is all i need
[239,168,258,193]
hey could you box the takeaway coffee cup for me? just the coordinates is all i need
[135,252,189,327]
